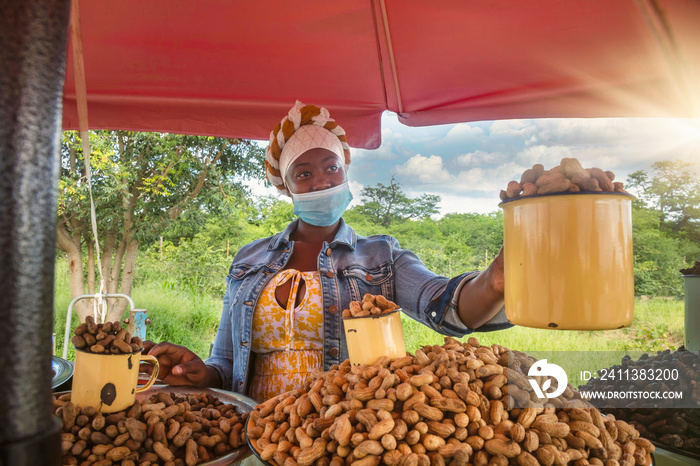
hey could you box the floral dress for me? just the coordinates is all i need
[248,269,323,402]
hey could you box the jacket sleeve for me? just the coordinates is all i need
[390,237,512,337]
[204,264,239,391]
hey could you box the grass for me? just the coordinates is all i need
[402,298,685,354]
[53,259,686,363]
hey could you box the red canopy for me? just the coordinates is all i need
[62,0,700,149]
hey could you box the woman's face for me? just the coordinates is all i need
[285,148,346,195]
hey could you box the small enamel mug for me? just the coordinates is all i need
[71,350,159,413]
[343,310,406,366]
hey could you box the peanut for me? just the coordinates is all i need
[537,175,571,194]
[368,418,394,440]
[520,169,537,185]
[562,158,589,180]
[521,182,537,196]
[298,437,327,465]
[414,402,444,422]
[506,181,522,198]
[510,423,526,443]
[353,439,383,458]
[485,438,522,458]
[588,167,614,191]
[423,434,446,451]
[532,420,571,438]
[518,450,540,466]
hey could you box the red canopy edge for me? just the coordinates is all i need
[61,0,700,149]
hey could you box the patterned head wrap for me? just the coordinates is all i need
[265,101,351,196]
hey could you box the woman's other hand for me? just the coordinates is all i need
[142,341,220,387]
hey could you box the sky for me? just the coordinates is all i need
[247,115,700,216]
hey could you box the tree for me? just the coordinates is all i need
[356,177,440,227]
[436,212,504,267]
[249,195,295,236]
[57,131,264,322]
[627,160,700,240]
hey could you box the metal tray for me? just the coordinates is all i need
[56,385,258,466]
[651,441,700,465]
[51,355,74,389]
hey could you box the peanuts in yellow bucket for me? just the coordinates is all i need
[499,157,629,201]
[342,293,399,318]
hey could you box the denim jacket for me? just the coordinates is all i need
[205,218,511,393]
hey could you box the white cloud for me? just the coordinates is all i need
[382,127,400,139]
[489,119,536,138]
[348,180,364,208]
[444,123,485,140]
[515,144,570,168]
[393,154,453,184]
[456,150,509,167]
[244,177,283,200]
[437,192,501,215]
[351,140,398,161]
[451,162,527,193]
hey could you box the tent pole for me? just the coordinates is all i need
[70,0,109,322]
[378,0,404,114]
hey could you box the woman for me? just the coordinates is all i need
[145,101,510,401]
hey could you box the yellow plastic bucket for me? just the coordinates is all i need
[343,310,406,366]
[500,192,634,330]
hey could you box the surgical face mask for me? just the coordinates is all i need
[291,181,353,227]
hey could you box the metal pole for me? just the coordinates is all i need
[0,0,71,464]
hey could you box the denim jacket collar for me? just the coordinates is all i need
[266,218,357,251]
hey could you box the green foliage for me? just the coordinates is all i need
[356,177,440,227]
[631,202,699,297]
[344,208,504,277]
[57,131,265,316]
[627,160,700,241]
[402,297,684,355]
[626,162,699,296]
[59,131,265,244]
[250,195,295,236]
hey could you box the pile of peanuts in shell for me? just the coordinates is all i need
[246,336,654,466]
[680,260,700,275]
[500,158,628,201]
[580,349,700,455]
[55,391,249,466]
[343,294,400,319]
[607,408,700,457]
[72,316,144,354]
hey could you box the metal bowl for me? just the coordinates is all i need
[246,416,275,466]
[51,355,74,389]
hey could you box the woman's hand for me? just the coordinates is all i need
[142,341,219,387]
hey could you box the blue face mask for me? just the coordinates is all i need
[291,181,353,227]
